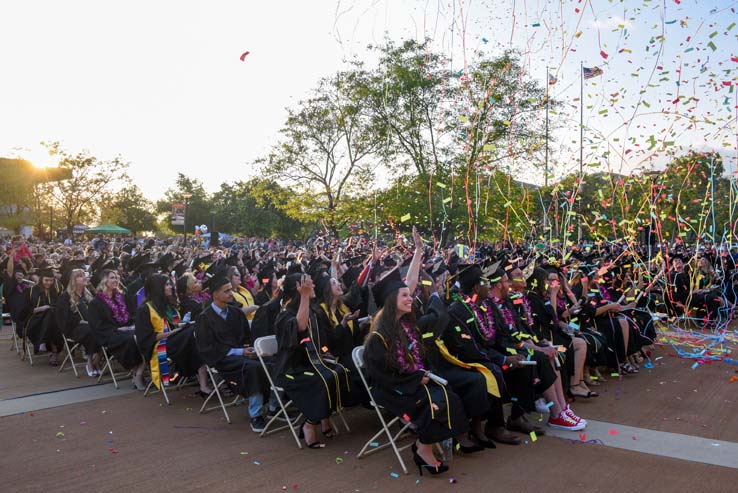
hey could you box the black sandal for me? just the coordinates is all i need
[321,426,335,438]
[299,421,325,449]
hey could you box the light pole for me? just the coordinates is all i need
[182,192,192,244]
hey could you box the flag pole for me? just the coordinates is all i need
[578,61,584,243]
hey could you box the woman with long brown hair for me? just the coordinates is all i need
[55,268,100,376]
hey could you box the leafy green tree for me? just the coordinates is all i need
[263,66,382,236]
[157,173,213,233]
[43,142,129,234]
[101,185,157,236]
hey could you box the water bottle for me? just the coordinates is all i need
[182,312,192,324]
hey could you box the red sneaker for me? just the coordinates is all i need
[548,411,586,431]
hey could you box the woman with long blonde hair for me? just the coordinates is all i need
[55,269,100,376]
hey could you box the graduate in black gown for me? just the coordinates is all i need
[176,272,206,320]
[2,253,27,325]
[55,268,101,377]
[87,269,145,387]
[135,274,211,395]
[18,267,62,365]
[273,272,360,448]
[363,227,468,476]
[194,272,270,433]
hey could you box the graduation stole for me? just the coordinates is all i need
[233,286,255,320]
[434,339,501,398]
[147,303,180,389]
[319,301,354,334]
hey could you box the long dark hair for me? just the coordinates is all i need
[144,274,171,316]
[527,267,549,298]
[372,289,421,372]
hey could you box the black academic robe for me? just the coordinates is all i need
[135,303,202,378]
[124,276,145,315]
[87,295,142,369]
[55,292,99,354]
[363,317,468,445]
[414,294,494,423]
[273,305,358,422]
[179,297,204,320]
[2,273,25,324]
[18,285,61,349]
[250,296,281,341]
[194,305,268,398]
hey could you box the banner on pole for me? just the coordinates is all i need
[171,203,185,226]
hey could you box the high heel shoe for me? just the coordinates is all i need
[412,444,448,476]
[298,421,325,449]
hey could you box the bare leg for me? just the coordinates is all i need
[197,365,212,393]
[415,440,441,466]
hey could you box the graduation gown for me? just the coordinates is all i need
[179,296,204,320]
[2,273,25,323]
[18,285,61,349]
[250,296,281,341]
[415,294,493,423]
[87,295,142,370]
[135,303,202,378]
[363,318,468,445]
[194,304,268,398]
[273,305,358,422]
[55,292,99,354]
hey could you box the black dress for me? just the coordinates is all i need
[18,285,62,349]
[55,292,99,354]
[2,273,25,324]
[194,304,268,399]
[87,295,142,370]
[179,297,204,320]
[135,303,203,378]
[273,305,358,422]
[363,316,469,445]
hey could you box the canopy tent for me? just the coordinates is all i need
[86,224,131,235]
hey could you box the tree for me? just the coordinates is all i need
[101,185,157,236]
[43,142,129,234]
[263,66,383,236]
[211,179,307,238]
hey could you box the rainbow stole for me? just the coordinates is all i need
[147,303,180,389]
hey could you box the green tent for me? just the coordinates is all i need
[86,224,132,235]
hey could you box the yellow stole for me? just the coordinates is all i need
[147,303,172,390]
[233,286,255,320]
[320,301,354,334]
[434,339,501,398]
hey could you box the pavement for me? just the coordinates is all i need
[2,322,738,492]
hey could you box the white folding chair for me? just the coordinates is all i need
[96,345,132,389]
[254,335,303,449]
[3,313,19,354]
[198,365,243,424]
[59,336,84,378]
[352,346,412,474]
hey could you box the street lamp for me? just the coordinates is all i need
[182,192,192,244]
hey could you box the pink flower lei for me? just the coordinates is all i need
[511,290,534,327]
[395,319,425,373]
[490,296,515,329]
[466,297,496,341]
[97,290,129,325]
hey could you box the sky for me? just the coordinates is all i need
[1,0,737,200]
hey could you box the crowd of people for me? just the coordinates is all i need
[2,230,736,476]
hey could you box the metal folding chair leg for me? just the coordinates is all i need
[59,338,81,377]
[199,367,243,424]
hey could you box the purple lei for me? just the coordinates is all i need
[191,292,210,303]
[468,297,496,341]
[97,290,129,325]
[395,319,425,373]
[490,296,515,329]
[597,283,612,302]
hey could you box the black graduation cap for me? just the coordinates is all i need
[457,263,484,292]
[371,268,407,308]
[90,254,107,274]
[287,262,304,275]
[121,243,134,254]
[258,264,275,284]
[127,253,151,272]
[36,266,56,279]
[193,254,213,272]
[202,273,230,293]
[313,272,332,299]
[173,261,187,278]
[157,253,174,270]
[134,261,158,275]
[341,265,362,288]
[224,253,240,267]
